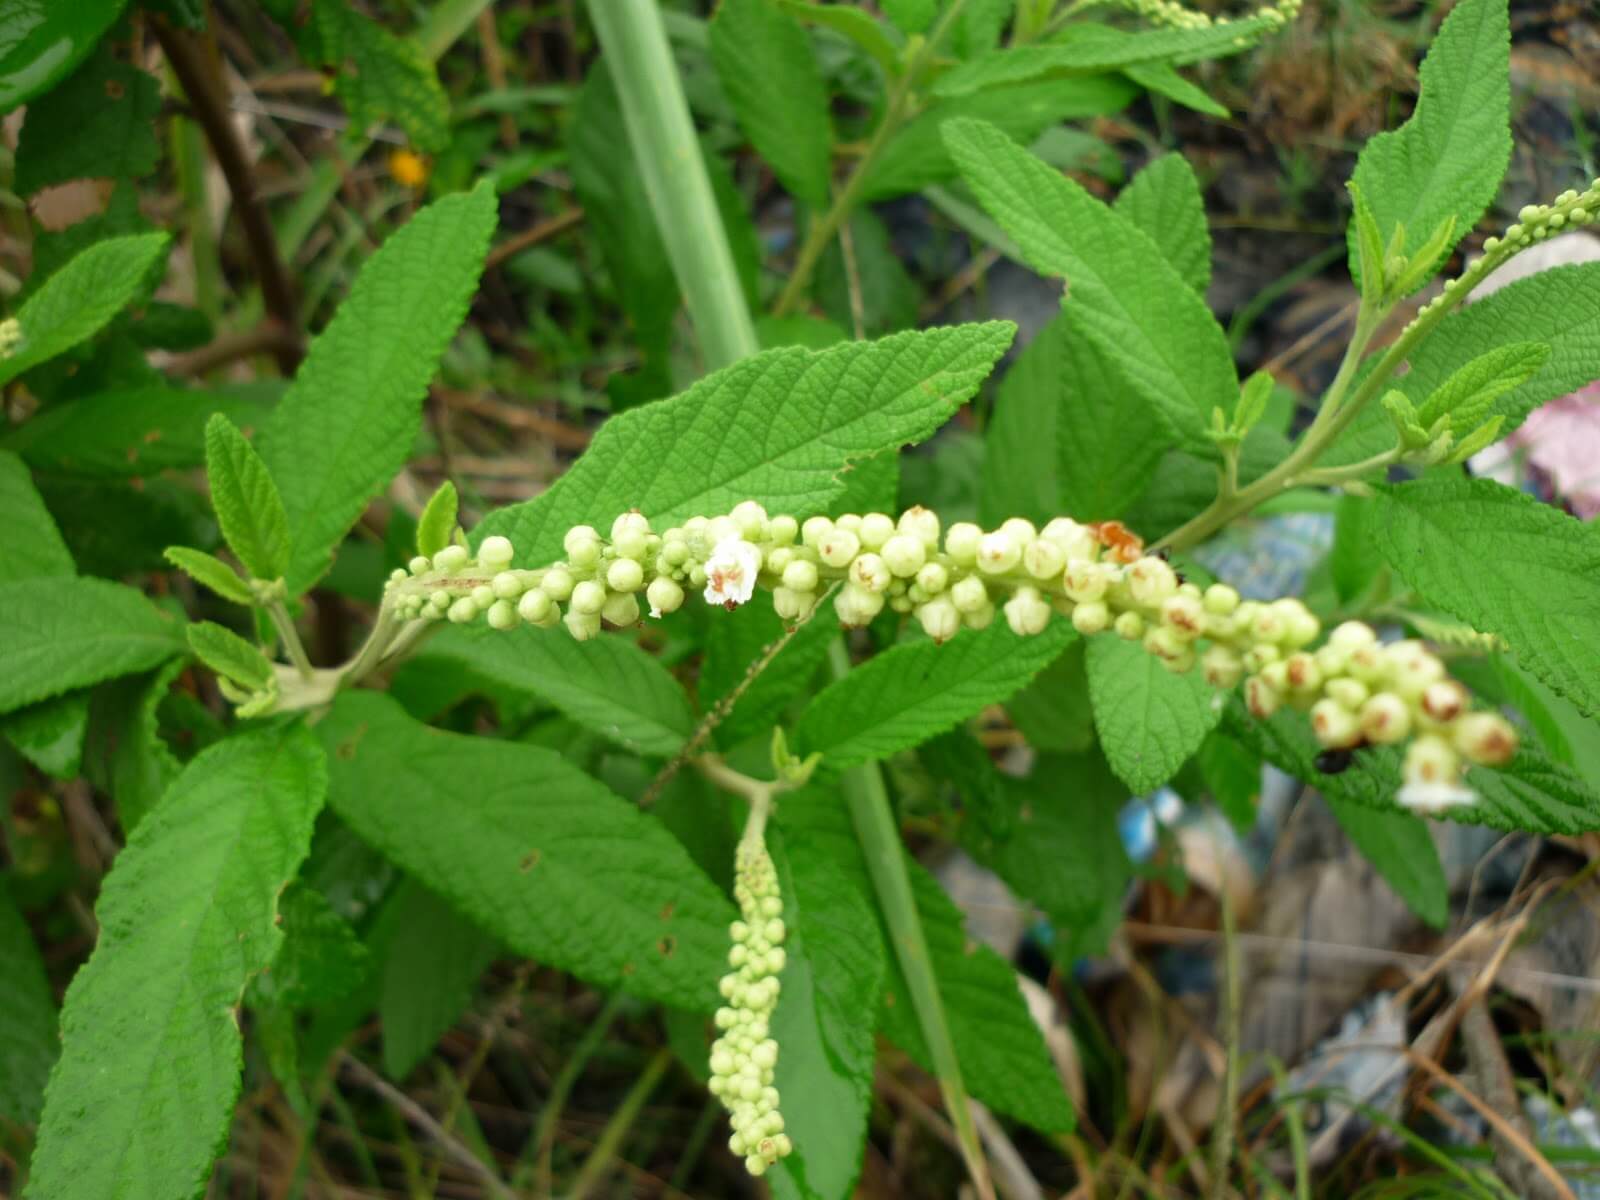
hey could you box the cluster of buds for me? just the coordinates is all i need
[386,502,1515,811]
[1119,0,1303,33]
[1482,179,1600,256]
[707,837,793,1176]
[0,317,21,359]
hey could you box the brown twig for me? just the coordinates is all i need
[153,18,303,374]
[435,387,592,451]
[1460,995,1569,1200]
[484,207,585,271]
[164,321,302,377]
[335,1052,514,1199]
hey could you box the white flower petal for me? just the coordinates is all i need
[704,537,762,607]
[1396,781,1477,815]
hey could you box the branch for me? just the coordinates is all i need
[153,18,303,375]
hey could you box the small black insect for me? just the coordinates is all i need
[1314,748,1355,774]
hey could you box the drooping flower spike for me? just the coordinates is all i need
[383,502,1517,812]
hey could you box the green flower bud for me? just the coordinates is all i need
[881,534,927,578]
[447,596,477,623]
[1113,610,1145,641]
[1071,599,1110,636]
[1203,583,1240,615]
[486,599,517,630]
[769,515,799,545]
[1022,536,1066,581]
[606,557,645,592]
[835,582,885,626]
[1359,692,1411,744]
[478,535,515,570]
[542,567,575,602]
[1127,556,1178,606]
[1454,711,1516,765]
[602,591,640,626]
[801,516,834,546]
[782,559,819,593]
[1004,586,1052,636]
[564,525,602,567]
[564,609,601,641]
[915,562,949,595]
[1246,675,1281,718]
[897,505,941,548]
[817,528,860,568]
[647,575,685,618]
[950,575,988,614]
[1202,644,1244,689]
[433,544,470,572]
[1310,699,1361,749]
[1161,593,1205,639]
[976,530,1021,575]
[998,517,1037,545]
[1041,516,1098,562]
[849,553,891,593]
[944,522,983,566]
[491,571,525,600]
[570,579,607,615]
[1420,680,1468,722]
[858,512,895,550]
[408,555,431,575]
[518,588,557,626]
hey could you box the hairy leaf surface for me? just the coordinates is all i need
[476,323,1014,565]
[1345,0,1509,286]
[933,19,1273,96]
[767,832,885,1200]
[710,0,833,209]
[945,118,1233,449]
[0,877,57,1126]
[0,234,168,387]
[1227,699,1600,834]
[26,726,326,1200]
[1374,477,1600,716]
[799,619,1075,767]
[414,625,695,757]
[701,602,839,748]
[380,880,499,1080]
[1087,636,1221,793]
[318,692,734,1008]
[0,450,72,582]
[204,414,290,582]
[311,0,450,151]
[14,45,161,194]
[258,183,497,593]
[782,789,1073,1133]
[862,77,1137,202]
[0,578,185,714]
[1114,153,1211,295]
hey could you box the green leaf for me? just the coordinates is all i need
[709,0,833,210]
[4,384,277,479]
[782,787,1073,1133]
[0,449,72,581]
[1374,476,1600,716]
[2,693,90,780]
[0,875,58,1126]
[1226,699,1600,835]
[1113,152,1211,295]
[415,625,695,757]
[1345,0,1509,289]
[800,620,1074,768]
[569,63,677,374]
[186,620,274,691]
[861,76,1137,202]
[380,879,499,1080]
[1398,263,1600,441]
[0,0,127,110]
[778,1,901,79]
[475,322,1015,565]
[700,601,838,749]
[1195,731,1260,830]
[1329,492,1383,605]
[14,43,161,194]
[986,312,1166,525]
[251,883,370,1009]
[84,660,186,835]
[26,725,327,1200]
[0,233,168,387]
[204,414,290,582]
[765,831,885,1200]
[1005,638,1095,753]
[1414,341,1549,433]
[1087,635,1221,793]
[955,740,1133,957]
[944,118,1234,451]
[257,182,497,593]
[310,0,450,151]
[1123,59,1228,118]
[317,691,735,1008]
[882,0,935,35]
[0,577,184,715]
[932,19,1275,97]
[1323,794,1448,929]
[164,546,254,606]
[415,480,459,558]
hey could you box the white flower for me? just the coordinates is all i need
[1396,781,1478,815]
[704,537,762,609]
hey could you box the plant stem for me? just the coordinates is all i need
[1208,886,1241,1200]
[152,18,302,374]
[266,599,316,680]
[585,0,758,370]
[565,1047,673,1200]
[829,641,996,1200]
[772,0,972,316]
